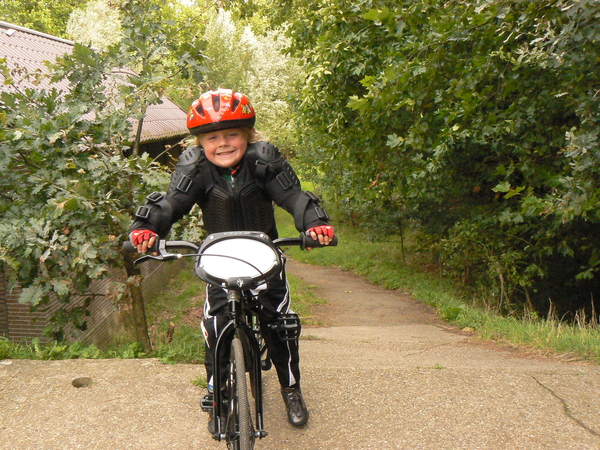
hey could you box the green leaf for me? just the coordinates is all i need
[360,76,376,88]
[362,7,393,23]
[492,182,511,193]
[65,198,79,211]
[19,285,45,306]
[386,134,405,149]
[347,96,369,112]
[51,279,71,297]
[503,186,525,199]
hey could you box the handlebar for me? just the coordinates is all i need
[275,233,338,250]
[122,239,199,254]
[122,233,338,265]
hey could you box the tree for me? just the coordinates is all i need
[0,0,207,343]
[67,0,123,49]
[249,0,600,318]
[63,0,213,110]
[0,0,88,38]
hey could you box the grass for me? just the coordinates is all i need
[143,263,206,364]
[474,314,600,361]
[287,273,326,326]
[0,336,149,361]
[275,207,600,363]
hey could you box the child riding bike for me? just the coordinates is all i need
[129,88,335,431]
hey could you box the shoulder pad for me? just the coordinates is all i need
[176,146,204,167]
[247,141,283,164]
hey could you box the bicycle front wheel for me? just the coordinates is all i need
[227,337,255,450]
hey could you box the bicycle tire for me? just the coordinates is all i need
[228,337,255,450]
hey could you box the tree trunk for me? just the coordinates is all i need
[132,116,144,156]
[122,251,152,352]
[127,275,152,352]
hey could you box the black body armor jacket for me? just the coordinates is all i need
[130,142,329,240]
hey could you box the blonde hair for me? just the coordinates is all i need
[195,127,267,146]
[244,127,267,143]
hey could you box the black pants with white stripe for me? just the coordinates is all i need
[201,265,301,392]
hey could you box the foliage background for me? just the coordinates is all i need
[0,0,205,339]
[0,0,87,37]
[248,0,600,320]
[2,0,600,340]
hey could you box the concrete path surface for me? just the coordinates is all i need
[1,259,600,449]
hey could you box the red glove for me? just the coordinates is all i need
[307,225,335,239]
[130,229,157,246]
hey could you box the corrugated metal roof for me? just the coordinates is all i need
[0,21,189,143]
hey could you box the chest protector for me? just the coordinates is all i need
[200,165,277,237]
[194,149,278,238]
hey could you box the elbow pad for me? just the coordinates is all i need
[293,191,330,232]
[131,191,173,238]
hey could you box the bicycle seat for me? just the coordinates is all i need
[195,231,283,289]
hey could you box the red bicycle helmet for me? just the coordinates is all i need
[187,89,256,135]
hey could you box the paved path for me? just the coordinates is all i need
[1,260,600,449]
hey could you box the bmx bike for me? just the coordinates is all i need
[125,230,337,449]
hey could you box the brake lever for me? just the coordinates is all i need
[132,241,182,265]
[133,254,161,265]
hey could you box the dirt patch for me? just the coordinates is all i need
[182,306,204,326]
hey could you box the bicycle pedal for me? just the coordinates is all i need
[269,313,301,341]
[200,394,214,413]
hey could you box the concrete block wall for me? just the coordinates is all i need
[0,258,187,347]
[0,270,9,338]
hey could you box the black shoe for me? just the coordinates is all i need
[202,393,228,437]
[281,386,309,427]
[207,407,223,437]
[201,393,217,435]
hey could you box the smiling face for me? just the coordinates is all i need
[198,128,249,168]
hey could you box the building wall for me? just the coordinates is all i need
[0,270,8,338]
[0,269,49,341]
[0,258,187,347]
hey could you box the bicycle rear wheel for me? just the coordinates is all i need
[227,337,255,450]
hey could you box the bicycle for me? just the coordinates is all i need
[124,230,337,450]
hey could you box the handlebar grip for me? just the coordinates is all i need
[121,240,159,253]
[122,241,136,253]
[301,233,338,250]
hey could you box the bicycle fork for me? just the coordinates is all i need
[209,289,268,441]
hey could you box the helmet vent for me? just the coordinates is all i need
[187,89,255,135]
